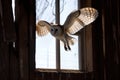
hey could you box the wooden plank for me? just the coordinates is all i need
[9,42,20,80]
[103,0,120,80]
[92,0,104,80]
[0,2,10,79]
[28,0,36,80]
[15,0,36,80]
[0,1,19,80]
[0,19,9,79]
[15,0,29,80]
[1,0,16,42]
[0,42,10,80]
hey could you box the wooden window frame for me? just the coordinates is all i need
[35,0,93,73]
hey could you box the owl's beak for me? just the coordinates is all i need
[54,29,58,34]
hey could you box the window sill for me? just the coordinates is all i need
[35,68,86,73]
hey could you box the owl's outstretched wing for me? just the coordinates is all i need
[36,20,51,36]
[64,7,98,34]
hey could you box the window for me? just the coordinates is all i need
[36,0,56,69]
[60,0,79,70]
[36,0,84,71]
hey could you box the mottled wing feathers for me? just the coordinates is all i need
[36,20,51,36]
[66,19,84,34]
[64,10,80,34]
[64,7,98,34]
[79,7,98,25]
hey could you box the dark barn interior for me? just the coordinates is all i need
[0,0,120,80]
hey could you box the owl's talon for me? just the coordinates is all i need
[68,46,71,50]
[64,45,71,51]
[64,46,68,51]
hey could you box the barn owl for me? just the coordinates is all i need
[36,7,98,51]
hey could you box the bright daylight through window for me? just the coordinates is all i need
[36,0,80,70]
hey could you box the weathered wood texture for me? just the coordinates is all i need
[103,0,120,80]
[91,0,104,80]
[36,72,93,80]
[15,0,35,80]
[0,0,19,80]
[0,0,35,80]
[0,0,16,42]
[92,0,120,80]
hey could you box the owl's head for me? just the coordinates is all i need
[50,25,63,37]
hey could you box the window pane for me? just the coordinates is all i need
[36,0,56,69]
[60,0,79,70]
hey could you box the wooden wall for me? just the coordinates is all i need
[0,0,35,80]
[102,0,120,80]
[0,0,19,80]
[92,0,120,80]
[0,0,120,80]
[36,72,93,80]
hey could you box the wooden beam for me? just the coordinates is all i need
[0,0,16,42]
[15,0,30,80]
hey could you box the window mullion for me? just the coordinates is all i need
[55,0,60,71]
[78,0,83,71]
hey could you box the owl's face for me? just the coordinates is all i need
[50,25,63,37]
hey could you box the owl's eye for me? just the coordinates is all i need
[51,29,54,31]
[55,29,58,31]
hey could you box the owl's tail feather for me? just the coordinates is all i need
[67,36,77,45]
